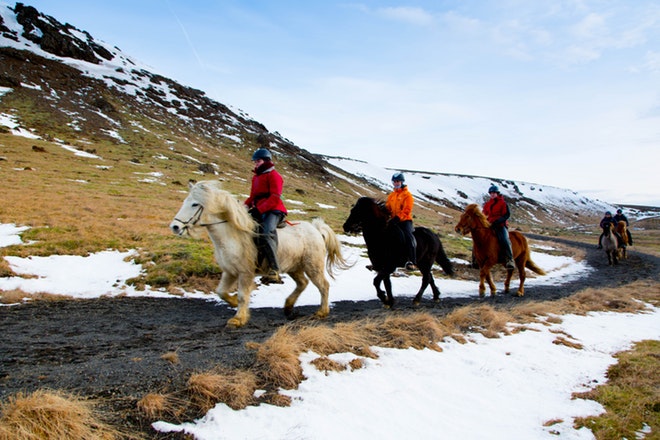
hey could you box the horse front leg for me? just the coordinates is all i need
[226,275,254,328]
[216,273,239,307]
[479,266,496,297]
[373,273,387,304]
[382,274,394,308]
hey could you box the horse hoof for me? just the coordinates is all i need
[412,299,421,306]
[314,310,329,319]
[227,317,246,328]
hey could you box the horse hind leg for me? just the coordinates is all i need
[306,268,331,319]
[412,271,431,305]
[283,271,310,319]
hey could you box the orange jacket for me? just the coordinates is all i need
[386,185,414,221]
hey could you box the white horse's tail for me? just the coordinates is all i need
[311,218,353,279]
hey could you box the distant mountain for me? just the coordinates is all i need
[1,2,658,227]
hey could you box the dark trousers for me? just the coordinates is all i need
[494,225,513,262]
[399,220,417,264]
[259,211,284,271]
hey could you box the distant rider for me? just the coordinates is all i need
[597,211,622,249]
[613,208,633,245]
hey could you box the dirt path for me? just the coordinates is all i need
[1,236,658,437]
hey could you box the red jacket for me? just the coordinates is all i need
[386,185,414,221]
[483,194,509,227]
[245,162,287,215]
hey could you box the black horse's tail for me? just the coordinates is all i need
[416,227,454,276]
[434,236,455,276]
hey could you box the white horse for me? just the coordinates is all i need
[170,180,350,327]
[600,222,620,265]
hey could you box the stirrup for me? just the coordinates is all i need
[404,262,418,271]
[260,270,283,285]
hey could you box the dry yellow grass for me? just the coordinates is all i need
[187,369,258,412]
[0,390,126,440]
[160,351,180,365]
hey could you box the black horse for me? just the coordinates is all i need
[343,197,454,307]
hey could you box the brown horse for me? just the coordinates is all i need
[455,204,545,297]
[615,220,628,259]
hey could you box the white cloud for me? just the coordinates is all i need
[376,6,434,26]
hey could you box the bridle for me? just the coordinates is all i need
[174,204,227,233]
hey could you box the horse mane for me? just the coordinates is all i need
[465,203,491,228]
[192,180,256,234]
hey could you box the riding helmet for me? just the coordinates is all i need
[391,172,405,182]
[616,209,622,214]
[251,148,272,161]
[488,184,500,194]
[605,211,612,215]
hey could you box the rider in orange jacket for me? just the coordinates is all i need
[386,172,417,271]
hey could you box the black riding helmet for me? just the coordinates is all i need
[252,148,272,161]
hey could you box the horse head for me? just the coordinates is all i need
[455,203,487,235]
[170,180,255,238]
[343,197,388,234]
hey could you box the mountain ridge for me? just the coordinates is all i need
[1,1,658,232]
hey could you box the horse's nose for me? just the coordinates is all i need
[170,222,181,235]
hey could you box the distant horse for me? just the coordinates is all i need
[615,220,628,260]
[170,180,351,327]
[454,204,545,297]
[601,222,620,265]
[342,197,454,307]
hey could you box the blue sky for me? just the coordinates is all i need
[13,1,660,206]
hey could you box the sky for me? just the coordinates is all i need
[2,1,660,207]
[2,222,659,439]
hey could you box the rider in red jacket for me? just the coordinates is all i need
[245,146,287,284]
[482,184,515,269]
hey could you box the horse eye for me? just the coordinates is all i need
[191,203,200,208]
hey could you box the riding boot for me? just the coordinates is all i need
[404,242,418,271]
[597,233,604,249]
[627,230,633,245]
[259,236,283,285]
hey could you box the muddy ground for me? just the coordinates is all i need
[1,234,658,437]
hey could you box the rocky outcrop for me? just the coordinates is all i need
[13,3,113,63]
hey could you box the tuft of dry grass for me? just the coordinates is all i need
[444,304,513,339]
[0,390,126,440]
[160,351,179,365]
[136,393,171,419]
[251,327,305,390]
[310,356,347,374]
[187,369,258,412]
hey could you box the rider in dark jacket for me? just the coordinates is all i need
[613,208,633,245]
[597,211,622,249]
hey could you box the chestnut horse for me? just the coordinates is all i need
[615,220,628,260]
[343,197,454,307]
[455,204,545,297]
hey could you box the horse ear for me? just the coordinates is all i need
[188,179,197,190]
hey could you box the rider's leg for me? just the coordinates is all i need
[495,225,515,269]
